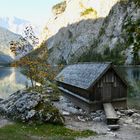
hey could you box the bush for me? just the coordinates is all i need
[52,1,67,15]
[81,8,97,17]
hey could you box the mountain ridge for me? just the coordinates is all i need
[0,26,33,63]
[26,0,140,65]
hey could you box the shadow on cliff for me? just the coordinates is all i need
[41,1,130,65]
[46,17,105,64]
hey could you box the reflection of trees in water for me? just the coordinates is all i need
[115,66,127,80]
[132,69,140,81]
[0,67,31,99]
[0,67,12,79]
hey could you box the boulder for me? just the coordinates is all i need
[126,109,135,116]
[0,90,64,124]
[132,113,140,118]
[108,125,120,131]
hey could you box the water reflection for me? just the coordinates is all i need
[0,67,31,99]
[118,66,140,109]
[0,66,140,109]
[0,67,12,79]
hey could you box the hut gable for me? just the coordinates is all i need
[56,62,112,89]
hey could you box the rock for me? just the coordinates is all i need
[96,110,103,114]
[26,110,36,120]
[46,89,53,94]
[108,125,120,131]
[0,90,64,124]
[132,113,140,118]
[100,114,106,121]
[62,111,70,116]
[126,109,134,116]
[116,111,121,115]
[38,0,140,65]
[120,110,126,114]
[93,117,101,122]
[124,118,133,124]
[107,131,118,137]
[77,116,86,122]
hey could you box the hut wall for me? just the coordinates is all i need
[57,82,91,100]
[90,68,127,102]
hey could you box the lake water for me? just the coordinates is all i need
[117,66,140,109]
[0,66,140,109]
[0,67,31,99]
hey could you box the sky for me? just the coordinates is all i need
[0,0,62,26]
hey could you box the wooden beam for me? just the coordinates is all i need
[103,103,119,125]
[58,87,94,104]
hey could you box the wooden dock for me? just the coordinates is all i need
[103,103,119,125]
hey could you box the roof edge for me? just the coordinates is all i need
[88,63,112,89]
[88,64,128,89]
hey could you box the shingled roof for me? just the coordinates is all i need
[56,62,112,89]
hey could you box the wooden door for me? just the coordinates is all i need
[102,83,112,102]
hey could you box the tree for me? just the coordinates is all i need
[124,18,140,65]
[10,26,60,91]
[10,25,42,87]
[10,25,39,58]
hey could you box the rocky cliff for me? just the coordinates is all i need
[42,0,140,65]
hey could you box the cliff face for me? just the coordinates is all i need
[95,1,140,64]
[42,0,140,65]
[45,0,118,37]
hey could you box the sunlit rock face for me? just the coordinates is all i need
[44,0,119,40]
[42,0,140,65]
[42,0,119,64]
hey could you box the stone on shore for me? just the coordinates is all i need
[0,90,64,124]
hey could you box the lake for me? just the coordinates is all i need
[0,67,31,99]
[0,66,140,109]
[117,66,140,109]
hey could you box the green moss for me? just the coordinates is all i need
[52,1,66,14]
[81,8,97,17]
[119,0,129,4]
[0,123,96,140]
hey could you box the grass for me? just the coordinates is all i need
[0,123,96,140]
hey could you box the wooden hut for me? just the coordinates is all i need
[56,62,127,112]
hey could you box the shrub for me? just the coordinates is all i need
[52,1,66,15]
[81,8,97,17]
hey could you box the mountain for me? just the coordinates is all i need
[0,26,33,63]
[39,0,140,65]
[0,17,30,35]
[0,17,41,38]
[0,52,13,64]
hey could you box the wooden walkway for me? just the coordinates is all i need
[103,103,119,125]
